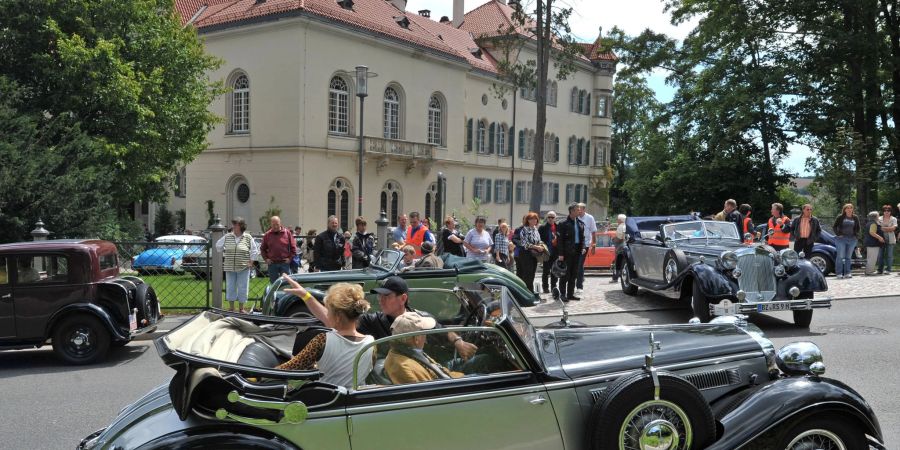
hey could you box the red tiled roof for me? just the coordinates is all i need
[458,0,529,39]
[406,13,498,73]
[174,0,477,68]
[578,37,618,62]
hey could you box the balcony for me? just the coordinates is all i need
[364,136,436,176]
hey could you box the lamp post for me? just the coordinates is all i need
[355,65,369,217]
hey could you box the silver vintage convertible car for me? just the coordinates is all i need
[617,216,830,327]
[78,284,883,449]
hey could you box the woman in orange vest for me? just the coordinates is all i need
[405,212,434,257]
[766,203,792,250]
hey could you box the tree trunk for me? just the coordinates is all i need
[529,0,552,213]
[841,0,871,211]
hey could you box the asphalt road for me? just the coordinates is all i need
[1,296,897,450]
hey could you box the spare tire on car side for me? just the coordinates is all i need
[587,370,716,450]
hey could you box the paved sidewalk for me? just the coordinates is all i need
[525,270,899,318]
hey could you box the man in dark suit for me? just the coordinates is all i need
[312,215,346,271]
[555,203,586,301]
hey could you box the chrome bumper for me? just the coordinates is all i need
[711,297,832,316]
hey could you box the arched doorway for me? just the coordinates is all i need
[226,175,252,229]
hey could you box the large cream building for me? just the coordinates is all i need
[166,0,616,233]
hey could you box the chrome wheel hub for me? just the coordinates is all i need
[640,419,679,450]
[809,256,827,273]
[71,330,91,348]
[786,429,846,450]
[620,400,691,450]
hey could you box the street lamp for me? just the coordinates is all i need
[355,65,370,217]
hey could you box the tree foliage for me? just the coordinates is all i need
[607,0,900,216]
[0,0,222,240]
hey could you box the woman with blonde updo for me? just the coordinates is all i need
[276,280,375,387]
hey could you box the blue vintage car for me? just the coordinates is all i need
[131,235,208,275]
[78,285,884,449]
[808,230,866,275]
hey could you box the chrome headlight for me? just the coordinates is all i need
[780,249,799,268]
[720,251,738,270]
[776,342,825,376]
[774,265,786,277]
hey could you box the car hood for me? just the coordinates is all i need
[549,323,761,379]
[670,239,746,257]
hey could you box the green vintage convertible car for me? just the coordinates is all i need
[260,249,538,317]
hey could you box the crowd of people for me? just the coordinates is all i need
[715,199,897,278]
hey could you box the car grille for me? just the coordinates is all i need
[736,253,776,301]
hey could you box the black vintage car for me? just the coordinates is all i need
[0,239,161,364]
[78,285,883,449]
[617,216,829,327]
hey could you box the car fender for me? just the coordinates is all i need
[46,303,130,342]
[778,260,828,298]
[80,384,300,450]
[616,245,634,275]
[811,242,836,260]
[688,263,735,299]
[708,377,882,449]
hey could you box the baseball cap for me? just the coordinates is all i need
[370,276,408,295]
[391,311,437,335]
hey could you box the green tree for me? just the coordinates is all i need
[0,76,124,242]
[0,0,223,210]
[260,196,282,234]
[154,205,176,236]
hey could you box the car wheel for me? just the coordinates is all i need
[691,281,711,322]
[136,428,295,450]
[52,315,111,365]
[808,252,834,276]
[791,292,814,328]
[774,416,866,450]
[663,250,687,285]
[135,283,160,325]
[587,371,716,450]
[620,262,638,296]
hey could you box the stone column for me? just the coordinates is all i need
[209,215,226,310]
[30,219,49,241]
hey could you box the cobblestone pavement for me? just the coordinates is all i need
[525,269,899,318]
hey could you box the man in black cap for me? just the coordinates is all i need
[286,275,476,358]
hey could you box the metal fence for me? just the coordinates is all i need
[113,241,268,311]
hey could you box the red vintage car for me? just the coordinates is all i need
[583,230,618,270]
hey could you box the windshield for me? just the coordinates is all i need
[371,249,401,271]
[663,220,740,241]
[501,288,539,363]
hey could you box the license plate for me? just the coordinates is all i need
[128,313,138,331]
[757,302,791,312]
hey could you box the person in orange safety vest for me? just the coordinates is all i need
[738,204,756,244]
[766,203,792,250]
[405,211,434,257]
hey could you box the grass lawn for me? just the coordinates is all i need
[138,273,269,311]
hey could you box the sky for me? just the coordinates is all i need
[406,0,813,175]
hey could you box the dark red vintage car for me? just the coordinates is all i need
[0,239,162,364]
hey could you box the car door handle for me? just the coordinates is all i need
[529,396,547,406]
[1,294,10,299]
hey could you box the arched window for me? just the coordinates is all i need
[230,74,250,133]
[568,137,575,164]
[578,90,586,115]
[497,123,507,156]
[548,81,558,107]
[476,120,487,154]
[329,76,351,135]
[570,87,578,112]
[328,178,353,231]
[543,133,553,162]
[427,94,444,146]
[383,86,401,139]
[380,180,402,227]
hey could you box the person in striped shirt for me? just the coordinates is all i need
[216,217,260,313]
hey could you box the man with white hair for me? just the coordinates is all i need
[576,203,597,295]
[611,214,627,283]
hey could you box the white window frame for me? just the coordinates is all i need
[230,74,250,134]
[427,94,444,146]
[383,87,401,139]
[329,76,351,135]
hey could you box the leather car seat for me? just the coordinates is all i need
[237,342,282,368]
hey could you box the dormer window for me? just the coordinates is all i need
[469,47,483,59]
[394,16,410,29]
[337,0,354,10]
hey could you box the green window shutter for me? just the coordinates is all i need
[488,123,495,154]
[466,118,473,152]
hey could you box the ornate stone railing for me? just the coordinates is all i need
[365,136,436,160]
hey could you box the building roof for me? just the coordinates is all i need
[577,37,618,62]
[173,0,609,73]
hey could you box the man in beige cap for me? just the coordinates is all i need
[384,312,463,384]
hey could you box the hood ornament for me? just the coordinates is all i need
[644,332,662,369]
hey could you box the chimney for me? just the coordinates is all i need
[418,9,430,18]
[452,0,464,28]
[439,16,450,24]
[390,0,407,11]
